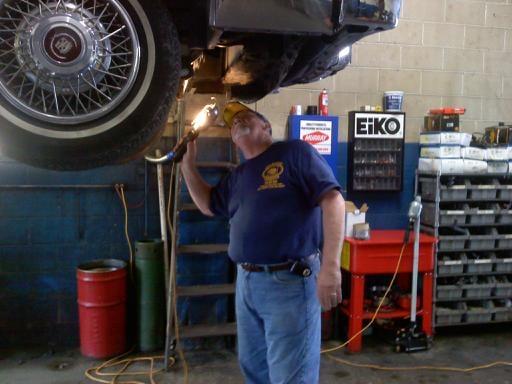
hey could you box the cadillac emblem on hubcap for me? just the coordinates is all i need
[44,26,82,64]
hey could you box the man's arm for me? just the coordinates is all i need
[317,189,345,310]
[181,141,214,217]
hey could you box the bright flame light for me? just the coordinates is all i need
[338,46,350,59]
[191,98,218,130]
[191,109,208,129]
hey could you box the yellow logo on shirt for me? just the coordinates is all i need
[258,162,286,191]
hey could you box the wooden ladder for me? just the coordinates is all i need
[164,98,238,369]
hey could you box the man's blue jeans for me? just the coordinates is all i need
[236,258,321,384]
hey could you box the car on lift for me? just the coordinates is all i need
[0,0,401,170]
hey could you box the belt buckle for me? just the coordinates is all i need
[241,262,258,272]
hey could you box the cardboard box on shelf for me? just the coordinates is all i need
[486,147,509,161]
[420,145,461,159]
[420,132,461,146]
[462,147,486,161]
[424,114,460,132]
[418,158,464,174]
[345,201,368,238]
[463,159,487,174]
[418,158,433,173]
[431,159,464,174]
[460,133,472,147]
[487,161,508,174]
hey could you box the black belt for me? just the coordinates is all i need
[240,261,291,272]
[239,253,319,274]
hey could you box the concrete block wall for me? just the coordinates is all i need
[255,0,512,141]
[251,0,512,228]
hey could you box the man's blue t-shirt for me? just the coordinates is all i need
[210,140,341,264]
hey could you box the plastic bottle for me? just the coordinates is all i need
[319,89,328,116]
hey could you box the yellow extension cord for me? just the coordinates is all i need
[85,179,189,384]
[321,241,512,373]
[86,186,512,382]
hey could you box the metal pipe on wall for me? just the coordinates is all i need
[156,149,170,296]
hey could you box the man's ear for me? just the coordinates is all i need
[264,122,272,136]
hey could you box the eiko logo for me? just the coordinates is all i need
[354,113,404,138]
[303,131,329,144]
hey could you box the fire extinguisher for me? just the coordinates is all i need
[318,89,328,116]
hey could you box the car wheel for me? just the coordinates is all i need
[0,0,180,170]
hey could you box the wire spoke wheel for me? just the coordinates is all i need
[0,0,140,130]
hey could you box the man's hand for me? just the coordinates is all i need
[317,189,345,311]
[316,265,342,311]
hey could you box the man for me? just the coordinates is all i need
[181,101,345,384]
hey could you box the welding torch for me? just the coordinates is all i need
[145,97,219,164]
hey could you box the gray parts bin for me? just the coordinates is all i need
[438,254,466,275]
[496,210,512,224]
[438,228,469,251]
[440,209,466,226]
[437,284,464,299]
[496,231,512,248]
[467,228,497,250]
[466,206,496,225]
[493,276,512,297]
[463,277,494,299]
[498,179,512,200]
[422,202,466,226]
[419,178,467,201]
[494,308,512,321]
[466,253,494,273]
[436,302,467,325]
[495,257,512,273]
[441,184,467,201]
[465,301,494,323]
[497,186,512,200]
[467,180,498,200]
[493,300,512,322]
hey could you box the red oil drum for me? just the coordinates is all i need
[77,259,128,358]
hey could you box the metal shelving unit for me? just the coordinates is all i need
[415,171,512,328]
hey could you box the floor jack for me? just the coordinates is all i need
[394,196,433,353]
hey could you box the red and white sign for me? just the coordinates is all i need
[300,120,332,154]
[303,131,329,144]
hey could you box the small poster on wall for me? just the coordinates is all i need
[299,119,333,155]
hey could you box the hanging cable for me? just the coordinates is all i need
[322,240,512,373]
[85,181,188,384]
[167,161,190,383]
[321,241,407,354]
[115,184,134,280]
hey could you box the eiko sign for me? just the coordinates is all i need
[354,113,404,139]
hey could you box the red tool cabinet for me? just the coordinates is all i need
[339,230,436,352]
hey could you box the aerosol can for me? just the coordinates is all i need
[319,89,329,116]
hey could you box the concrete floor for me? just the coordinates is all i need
[1,326,512,384]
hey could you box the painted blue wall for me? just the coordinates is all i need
[0,139,420,348]
[0,150,164,348]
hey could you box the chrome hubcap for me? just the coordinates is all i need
[0,0,140,126]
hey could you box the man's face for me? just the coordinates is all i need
[230,110,270,147]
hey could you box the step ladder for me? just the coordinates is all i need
[164,98,238,369]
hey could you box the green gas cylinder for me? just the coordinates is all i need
[135,239,165,352]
